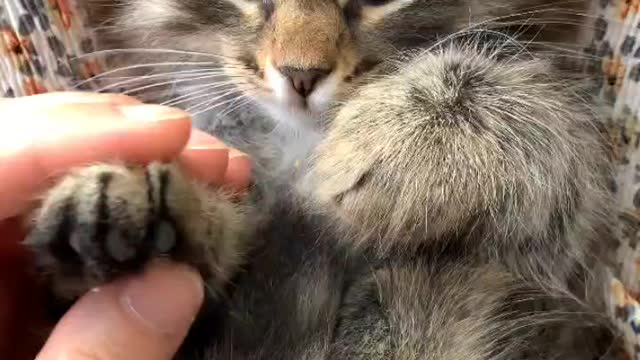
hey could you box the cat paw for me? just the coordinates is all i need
[307,48,602,251]
[25,162,248,299]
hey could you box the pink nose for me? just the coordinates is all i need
[278,67,330,97]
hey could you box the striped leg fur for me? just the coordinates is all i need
[25,162,249,300]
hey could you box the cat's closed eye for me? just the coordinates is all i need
[358,0,397,7]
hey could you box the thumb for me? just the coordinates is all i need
[36,262,204,360]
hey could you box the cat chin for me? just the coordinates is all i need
[259,99,324,131]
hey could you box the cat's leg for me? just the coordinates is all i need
[309,43,617,358]
[25,162,250,300]
[329,260,616,360]
[307,43,612,278]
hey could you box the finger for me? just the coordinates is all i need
[21,104,192,171]
[179,129,230,186]
[0,92,142,107]
[225,149,253,193]
[179,129,253,190]
[36,262,204,360]
[0,103,191,220]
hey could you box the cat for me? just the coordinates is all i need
[25,0,621,358]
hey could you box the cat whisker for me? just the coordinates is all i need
[452,7,599,46]
[485,19,606,30]
[186,88,248,113]
[189,89,257,117]
[91,68,222,92]
[73,61,219,89]
[479,7,598,22]
[532,51,607,62]
[514,0,592,11]
[161,83,236,107]
[74,48,247,64]
[218,96,256,118]
[198,95,255,117]
[162,83,243,107]
[482,29,537,62]
[117,74,236,96]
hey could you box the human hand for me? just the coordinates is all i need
[0,92,251,359]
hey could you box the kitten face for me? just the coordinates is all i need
[96,0,584,128]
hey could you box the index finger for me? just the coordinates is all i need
[0,101,192,220]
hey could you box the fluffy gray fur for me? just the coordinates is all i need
[25,0,620,358]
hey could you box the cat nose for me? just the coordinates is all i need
[278,67,330,97]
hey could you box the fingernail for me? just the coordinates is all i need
[186,145,229,152]
[118,105,190,122]
[121,262,204,334]
[229,148,248,159]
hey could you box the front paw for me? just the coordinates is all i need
[308,46,606,251]
[25,162,248,299]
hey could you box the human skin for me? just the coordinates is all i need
[0,92,251,360]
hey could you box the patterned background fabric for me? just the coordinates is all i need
[2,0,640,358]
[0,0,101,96]
[587,0,640,357]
